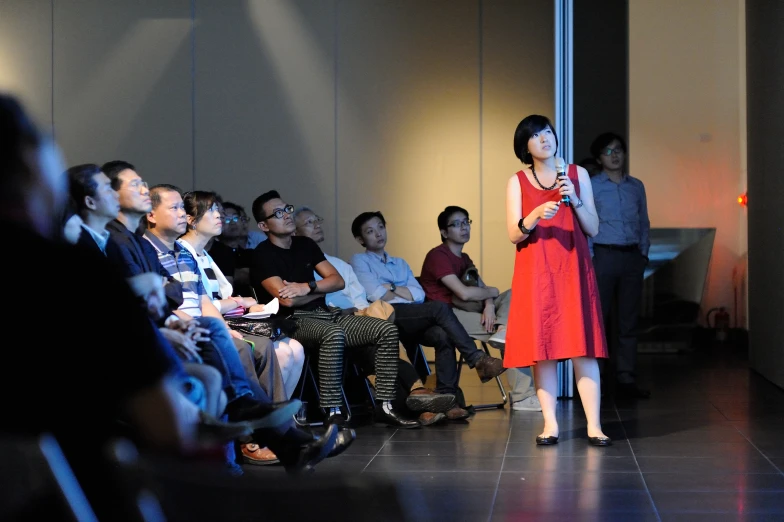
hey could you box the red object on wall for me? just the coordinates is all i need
[738,192,748,207]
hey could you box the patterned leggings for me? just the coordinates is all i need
[292,314,399,407]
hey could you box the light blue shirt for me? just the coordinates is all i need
[315,254,370,310]
[81,224,110,254]
[350,251,425,304]
[590,172,651,257]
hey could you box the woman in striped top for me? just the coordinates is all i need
[179,191,305,400]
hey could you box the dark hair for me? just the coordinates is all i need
[183,190,218,225]
[578,157,602,177]
[251,190,281,222]
[62,197,78,227]
[513,115,558,164]
[222,201,245,215]
[67,163,103,215]
[0,94,42,200]
[149,183,182,210]
[351,211,386,239]
[590,132,627,160]
[437,206,469,243]
[101,160,136,190]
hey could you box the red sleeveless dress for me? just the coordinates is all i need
[503,164,608,368]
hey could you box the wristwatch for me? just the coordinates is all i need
[518,218,533,235]
[307,280,317,294]
[389,282,397,292]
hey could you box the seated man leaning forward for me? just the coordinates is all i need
[420,206,541,412]
[293,206,457,426]
[250,190,418,429]
[349,211,506,416]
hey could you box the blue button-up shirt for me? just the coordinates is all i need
[350,251,425,304]
[590,172,651,257]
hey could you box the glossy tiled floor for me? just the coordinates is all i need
[247,344,784,521]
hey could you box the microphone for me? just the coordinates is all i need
[555,157,570,206]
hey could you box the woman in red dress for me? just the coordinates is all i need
[504,115,611,446]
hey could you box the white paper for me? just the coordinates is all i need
[242,297,279,319]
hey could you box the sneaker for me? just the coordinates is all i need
[512,395,542,411]
[488,329,506,349]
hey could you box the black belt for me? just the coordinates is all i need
[594,243,639,253]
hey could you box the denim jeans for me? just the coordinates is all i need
[195,316,257,402]
[392,300,484,394]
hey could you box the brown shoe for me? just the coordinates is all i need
[418,412,446,426]
[405,388,456,413]
[241,443,280,466]
[445,406,470,421]
[474,354,506,383]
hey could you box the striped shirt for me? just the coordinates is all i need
[143,231,206,318]
[179,238,233,307]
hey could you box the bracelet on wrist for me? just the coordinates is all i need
[573,198,584,209]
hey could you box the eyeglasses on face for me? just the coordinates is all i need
[127,180,148,191]
[300,216,324,227]
[447,219,472,228]
[602,147,624,156]
[224,215,249,224]
[263,204,295,220]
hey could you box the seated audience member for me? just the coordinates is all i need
[250,190,417,429]
[144,184,327,465]
[420,206,541,411]
[180,190,305,400]
[59,193,251,452]
[66,163,120,253]
[209,201,260,290]
[349,211,507,417]
[294,207,456,426]
[0,93,200,519]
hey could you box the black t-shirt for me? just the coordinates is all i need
[209,239,252,278]
[1,222,175,518]
[251,236,326,316]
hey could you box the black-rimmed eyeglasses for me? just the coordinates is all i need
[602,147,624,156]
[263,205,295,220]
[224,216,250,224]
[447,219,472,228]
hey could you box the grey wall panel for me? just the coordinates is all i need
[336,0,481,266]
[746,0,784,388]
[194,0,337,251]
[481,0,554,289]
[53,0,193,189]
[0,0,53,132]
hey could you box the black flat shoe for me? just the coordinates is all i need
[588,436,612,447]
[535,435,559,445]
[327,427,356,458]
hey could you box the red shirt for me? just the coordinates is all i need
[419,243,474,305]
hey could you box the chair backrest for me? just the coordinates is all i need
[0,433,99,522]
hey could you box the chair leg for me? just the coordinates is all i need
[455,343,508,410]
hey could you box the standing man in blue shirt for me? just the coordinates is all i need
[590,132,651,399]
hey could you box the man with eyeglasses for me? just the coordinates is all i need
[589,132,651,399]
[350,211,507,419]
[419,206,541,412]
[250,191,418,429]
[293,207,458,426]
[208,201,265,291]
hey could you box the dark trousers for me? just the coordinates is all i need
[391,300,483,395]
[593,245,647,383]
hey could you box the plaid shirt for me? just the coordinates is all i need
[143,231,206,318]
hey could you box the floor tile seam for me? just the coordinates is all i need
[486,410,514,522]
[360,428,398,473]
[730,424,784,477]
[614,400,663,522]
